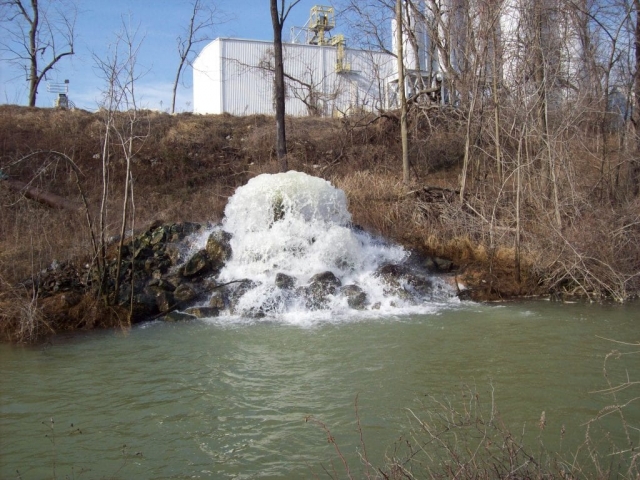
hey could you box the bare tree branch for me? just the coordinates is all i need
[0,0,77,106]
[171,0,226,113]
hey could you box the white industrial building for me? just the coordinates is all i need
[499,0,585,93]
[193,2,585,116]
[193,37,397,116]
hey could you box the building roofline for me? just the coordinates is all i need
[203,36,392,56]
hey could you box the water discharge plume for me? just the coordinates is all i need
[212,171,455,320]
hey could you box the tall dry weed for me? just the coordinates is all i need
[0,278,53,343]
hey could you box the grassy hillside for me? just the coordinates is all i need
[0,105,638,341]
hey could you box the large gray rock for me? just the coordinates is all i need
[375,264,409,287]
[155,291,176,313]
[374,263,432,301]
[164,244,182,266]
[150,226,168,246]
[341,284,367,309]
[166,222,202,243]
[206,230,232,272]
[404,273,433,296]
[275,272,296,289]
[174,283,198,302]
[303,271,342,310]
[309,271,341,295]
[181,250,211,277]
[209,290,227,309]
[226,279,258,314]
[130,291,159,318]
[147,278,176,292]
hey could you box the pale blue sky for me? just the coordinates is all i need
[0,0,339,111]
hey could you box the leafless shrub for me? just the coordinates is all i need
[561,339,640,479]
[381,388,555,480]
[530,201,640,301]
[310,370,639,480]
[307,386,558,480]
[0,278,53,343]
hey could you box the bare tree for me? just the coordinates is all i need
[172,0,221,114]
[396,0,410,183]
[0,0,76,106]
[270,0,302,172]
[632,0,640,195]
[338,0,395,54]
[258,52,339,116]
[93,19,148,309]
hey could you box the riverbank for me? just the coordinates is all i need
[1,105,638,341]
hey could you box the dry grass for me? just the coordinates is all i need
[333,171,409,236]
[0,278,54,343]
[309,382,639,479]
[309,341,639,480]
[1,104,639,340]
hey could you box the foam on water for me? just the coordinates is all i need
[204,171,455,324]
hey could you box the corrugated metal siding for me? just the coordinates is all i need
[221,40,274,115]
[345,49,396,113]
[193,38,396,116]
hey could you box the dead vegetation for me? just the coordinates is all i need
[308,364,639,480]
[0,105,638,341]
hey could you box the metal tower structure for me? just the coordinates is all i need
[290,5,335,46]
[290,6,351,73]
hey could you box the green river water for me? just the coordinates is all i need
[1,300,638,479]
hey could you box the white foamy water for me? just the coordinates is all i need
[204,171,456,323]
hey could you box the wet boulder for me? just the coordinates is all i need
[341,284,367,309]
[169,222,202,242]
[309,271,341,295]
[403,274,433,296]
[238,286,292,318]
[374,264,413,303]
[275,272,296,290]
[208,290,227,309]
[174,283,198,303]
[375,263,410,287]
[130,291,159,318]
[181,249,211,277]
[163,311,197,322]
[303,271,342,310]
[163,244,182,266]
[149,225,168,246]
[147,278,176,292]
[226,279,258,314]
[185,306,220,318]
[374,263,432,301]
[242,306,267,319]
[155,291,177,313]
[206,230,232,272]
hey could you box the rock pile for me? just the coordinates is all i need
[24,222,459,326]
